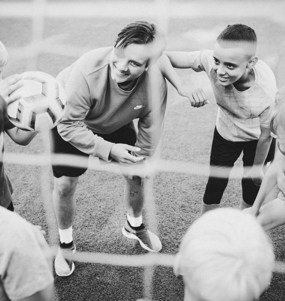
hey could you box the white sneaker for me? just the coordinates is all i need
[54,242,76,277]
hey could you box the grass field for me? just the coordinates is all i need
[1,0,285,300]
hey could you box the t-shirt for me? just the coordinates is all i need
[0,207,53,300]
[57,46,168,161]
[186,50,277,142]
[0,98,15,208]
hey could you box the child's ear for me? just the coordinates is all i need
[247,56,258,69]
[145,67,149,71]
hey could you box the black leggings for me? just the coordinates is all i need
[7,201,14,211]
[203,128,275,206]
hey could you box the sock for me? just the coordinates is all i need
[58,227,73,244]
[201,203,220,215]
[127,214,142,227]
[240,200,252,210]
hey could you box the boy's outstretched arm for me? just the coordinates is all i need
[157,54,208,107]
[164,51,192,68]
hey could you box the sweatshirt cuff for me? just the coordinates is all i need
[96,140,114,162]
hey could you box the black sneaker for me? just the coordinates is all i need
[122,221,162,252]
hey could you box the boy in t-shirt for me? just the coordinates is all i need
[0,41,37,211]
[166,24,277,213]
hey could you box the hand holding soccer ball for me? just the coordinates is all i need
[6,71,67,132]
[0,74,24,104]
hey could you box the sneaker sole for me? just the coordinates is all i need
[122,227,161,252]
[55,262,75,277]
[55,245,76,277]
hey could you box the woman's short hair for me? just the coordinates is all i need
[114,21,164,48]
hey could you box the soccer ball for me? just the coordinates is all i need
[7,71,67,132]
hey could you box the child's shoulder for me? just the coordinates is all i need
[255,59,276,84]
[255,60,275,77]
[254,59,277,97]
[57,47,112,83]
[199,49,214,73]
[76,47,112,74]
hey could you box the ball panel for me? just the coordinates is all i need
[30,111,36,130]
[16,102,24,124]
[34,112,55,132]
[47,107,57,124]
[7,71,67,132]
[56,96,65,110]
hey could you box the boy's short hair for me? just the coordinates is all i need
[0,41,8,67]
[174,208,274,301]
[217,24,257,44]
[114,21,164,48]
[270,86,285,136]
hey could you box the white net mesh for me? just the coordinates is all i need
[1,1,285,300]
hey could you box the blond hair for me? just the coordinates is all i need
[0,41,8,67]
[175,208,274,301]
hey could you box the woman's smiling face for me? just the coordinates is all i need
[109,43,152,84]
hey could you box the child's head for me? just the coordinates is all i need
[174,208,274,301]
[0,41,8,80]
[110,21,166,83]
[217,24,257,46]
[213,24,258,86]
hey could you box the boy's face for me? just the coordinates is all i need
[110,42,162,84]
[213,40,255,87]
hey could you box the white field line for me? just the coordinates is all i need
[0,1,284,23]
